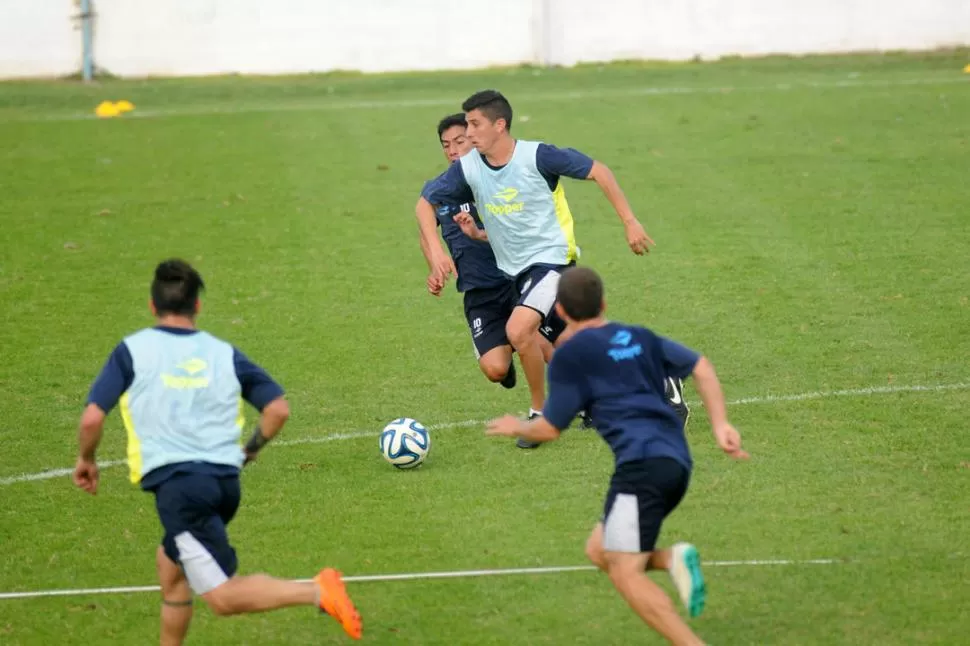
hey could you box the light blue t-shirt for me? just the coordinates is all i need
[421,141,592,277]
[87,326,284,487]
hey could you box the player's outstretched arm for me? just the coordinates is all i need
[587,161,655,255]
[691,357,749,460]
[486,414,561,444]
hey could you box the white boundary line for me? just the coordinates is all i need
[4,75,967,123]
[1,382,966,486]
[0,559,840,601]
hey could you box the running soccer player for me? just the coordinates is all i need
[72,259,362,644]
[486,266,748,645]
[416,113,554,415]
[422,90,683,446]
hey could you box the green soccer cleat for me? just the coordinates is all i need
[670,542,706,618]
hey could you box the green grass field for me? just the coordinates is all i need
[1,50,969,644]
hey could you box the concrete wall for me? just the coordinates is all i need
[1,0,967,79]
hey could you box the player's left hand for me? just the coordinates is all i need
[486,415,524,438]
[73,457,100,495]
[429,252,457,290]
[624,219,655,255]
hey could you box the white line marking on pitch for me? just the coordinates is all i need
[1,382,966,486]
[4,75,966,123]
[0,559,840,600]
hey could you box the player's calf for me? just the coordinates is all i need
[606,553,706,646]
[506,306,547,418]
[157,547,193,646]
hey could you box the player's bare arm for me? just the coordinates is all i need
[486,414,561,444]
[691,356,749,460]
[74,403,106,494]
[415,196,458,293]
[587,160,655,255]
[243,396,290,464]
[418,233,445,296]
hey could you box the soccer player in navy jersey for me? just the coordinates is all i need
[415,113,555,406]
[423,90,667,447]
[486,266,748,646]
[73,259,362,643]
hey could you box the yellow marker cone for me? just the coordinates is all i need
[114,100,135,113]
[964,63,970,74]
[95,100,120,118]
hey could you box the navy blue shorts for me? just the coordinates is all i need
[464,283,518,358]
[602,458,690,553]
[154,472,241,594]
[514,263,574,344]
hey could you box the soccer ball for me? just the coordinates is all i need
[379,418,430,469]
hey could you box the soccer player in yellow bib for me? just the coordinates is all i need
[73,259,362,643]
[422,91,680,447]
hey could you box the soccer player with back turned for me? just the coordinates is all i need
[486,266,749,646]
[72,259,362,643]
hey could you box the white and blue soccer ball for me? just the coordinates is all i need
[379,418,430,469]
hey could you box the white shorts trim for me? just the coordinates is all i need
[520,271,560,316]
[603,493,642,553]
[174,531,230,594]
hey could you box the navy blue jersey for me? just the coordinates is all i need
[422,143,594,206]
[542,322,701,469]
[421,178,510,292]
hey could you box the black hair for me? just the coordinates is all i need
[556,266,604,321]
[437,113,467,139]
[151,259,205,317]
[461,90,513,132]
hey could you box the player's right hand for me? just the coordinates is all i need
[713,423,749,460]
[625,219,655,255]
[73,457,100,495]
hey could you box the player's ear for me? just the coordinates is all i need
[149,299,157,317]
[600,299,607,316]
[194,299,202,317]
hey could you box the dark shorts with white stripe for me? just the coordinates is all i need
[154,472,241,594]
[514,262,575,344]
[602,458,690,553]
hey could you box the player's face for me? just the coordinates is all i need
[465,108,502,154]
[439,125,471,163]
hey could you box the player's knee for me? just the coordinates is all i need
[480,360,508,383]
[584,541,607,571]
[505,321,534,350]
[201,588,236,617]
[605,556,641,587]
